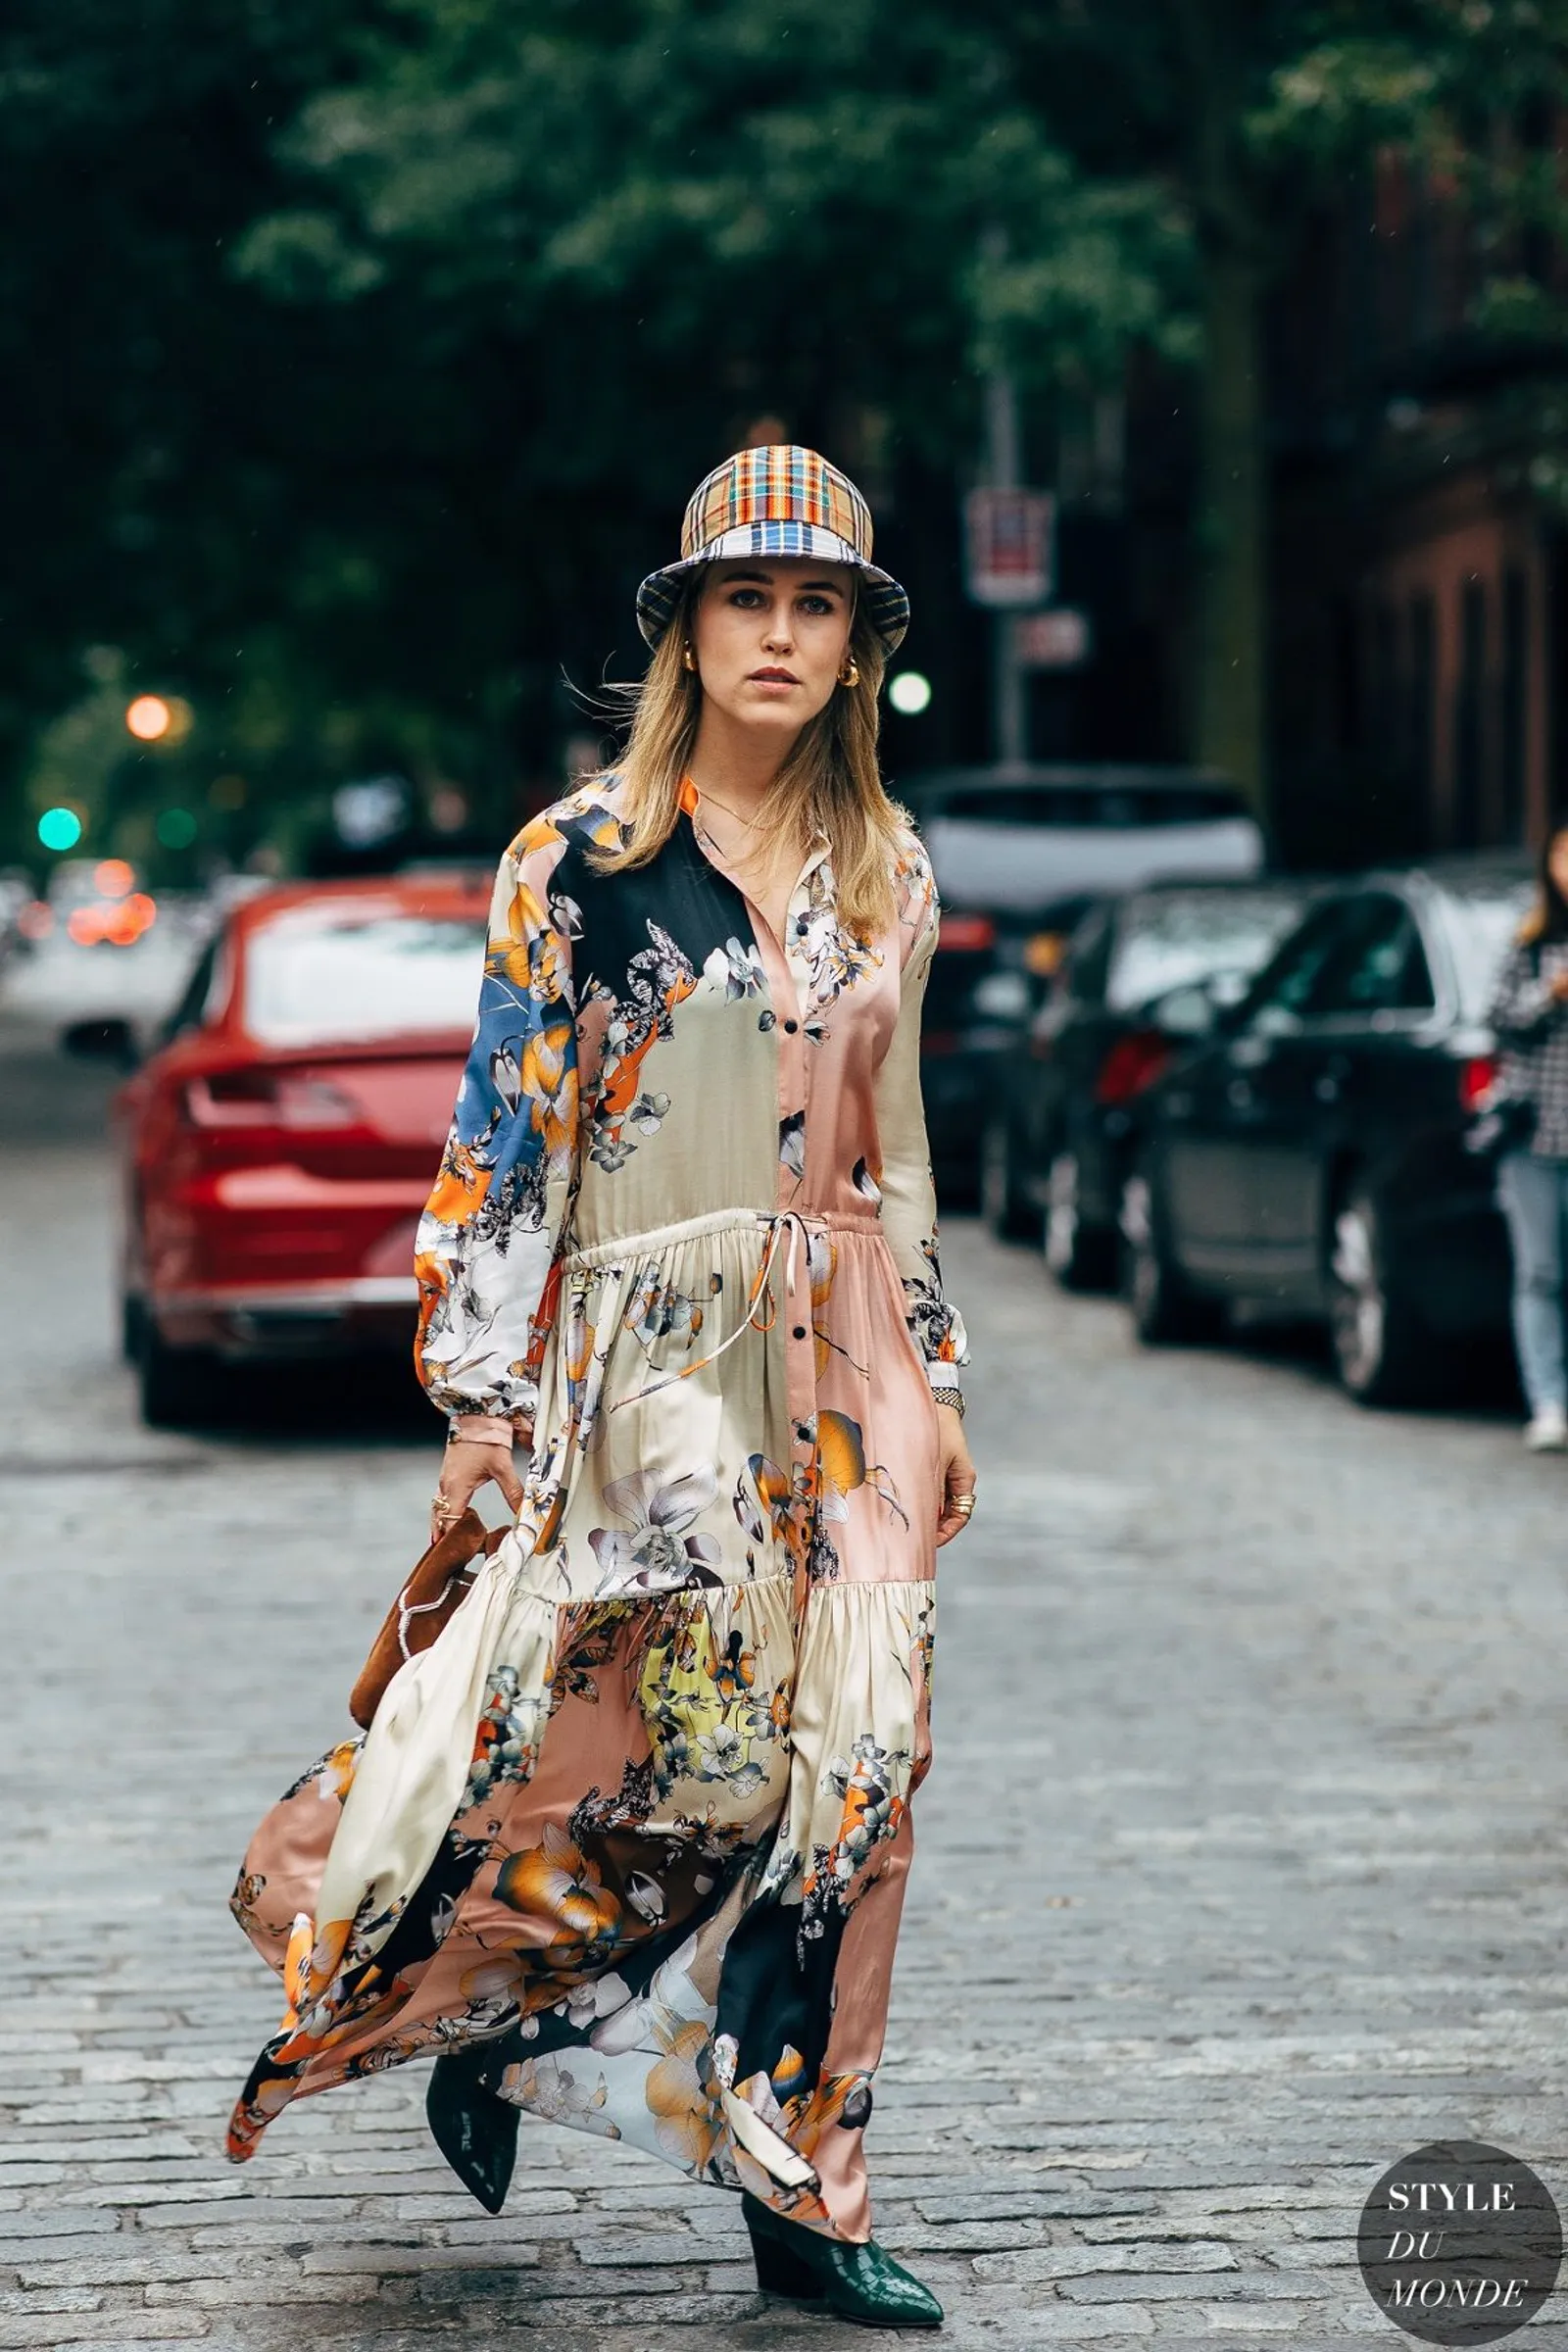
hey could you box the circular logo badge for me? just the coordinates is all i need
[1358,2140,1561,2343]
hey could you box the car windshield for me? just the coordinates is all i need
[935,783,1248,826]
[243,906,485,1045]
[1445,884,1537,1020]
[915,785,1264,913]
[1105,890,1306,1012]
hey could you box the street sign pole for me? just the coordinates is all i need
[985,368,1027,767]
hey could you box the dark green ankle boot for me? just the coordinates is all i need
[742,2190,943,2328]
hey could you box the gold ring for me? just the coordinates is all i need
[430,1494,457,1519]
[954,1493,976,1517]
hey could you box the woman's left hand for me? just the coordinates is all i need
[934,1401,976,1546]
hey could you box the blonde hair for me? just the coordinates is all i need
[587,571,907,937]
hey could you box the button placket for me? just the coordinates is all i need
[773,858,823,1440]
[681,795,820,1400]
[776,859,821,1201]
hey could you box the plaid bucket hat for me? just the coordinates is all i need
[636,445,909,653]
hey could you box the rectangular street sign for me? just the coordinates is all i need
[963,486,1055,608]
[1014,608,1093,670]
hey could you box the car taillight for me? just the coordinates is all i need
[65,892,157,947]
[1095,1029,1174,1105]
[1458,1054,1499,1113]
[940,914,996,952]
[182,1070,362,1128]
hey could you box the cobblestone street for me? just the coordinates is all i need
[3,1013,1566,2351]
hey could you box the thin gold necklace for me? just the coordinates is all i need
[692,782,761,831]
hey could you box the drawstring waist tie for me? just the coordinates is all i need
[564,1204,874,1271]
[599,1207,837,1410]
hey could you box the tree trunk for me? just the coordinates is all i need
[1194,241,1267,816]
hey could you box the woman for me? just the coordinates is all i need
[226,445,974,2328]
[1489,819,1568,1450]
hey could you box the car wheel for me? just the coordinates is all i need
[1326,1185,1432,1406]
[980,1117,1039,1243]
[1119,1164,1216,1344]
[1044,1149,1116,1291]
[137,1317,220,1430]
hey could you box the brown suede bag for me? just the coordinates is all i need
[349,1508,509,1730]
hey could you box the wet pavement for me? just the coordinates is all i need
[2,997,1564,2350]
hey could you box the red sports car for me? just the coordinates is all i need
[92,876,491,1425]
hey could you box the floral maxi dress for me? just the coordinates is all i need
[227,775,969,2243]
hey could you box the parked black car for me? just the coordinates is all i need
[981,878,1314,1280]
[1118,858,1534,1403]
[906,765,1267,1200]
[923,907,1085,1204]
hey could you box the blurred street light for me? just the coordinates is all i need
[126,695,172,741]
[156,808,198,849]
[37,807,84,852]
[94,858,135,899]
[125,693,195,744]
[888,671,933,716]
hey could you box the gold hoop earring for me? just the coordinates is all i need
[681,642,698,674]
[838,657,860,688]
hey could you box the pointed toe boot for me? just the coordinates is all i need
[742,2191,943,2328]
[425,2048,518,2215]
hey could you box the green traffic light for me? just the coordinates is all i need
[37,807,83,852]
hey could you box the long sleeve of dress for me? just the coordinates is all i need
[414,827,580,1434]
[1488,942,1558,1048]
[873,870,970,1389]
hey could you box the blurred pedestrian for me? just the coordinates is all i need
[1488,819,1568,1449]
[226,447,973,2328]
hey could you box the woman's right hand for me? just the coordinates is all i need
[431,1440,525,1544]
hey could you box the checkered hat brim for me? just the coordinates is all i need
[635,445,909,653]
[637,523,909,654]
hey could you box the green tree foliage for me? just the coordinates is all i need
[1,0,1193,860]
[0,2,383,853]
[4,0,1566,858]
